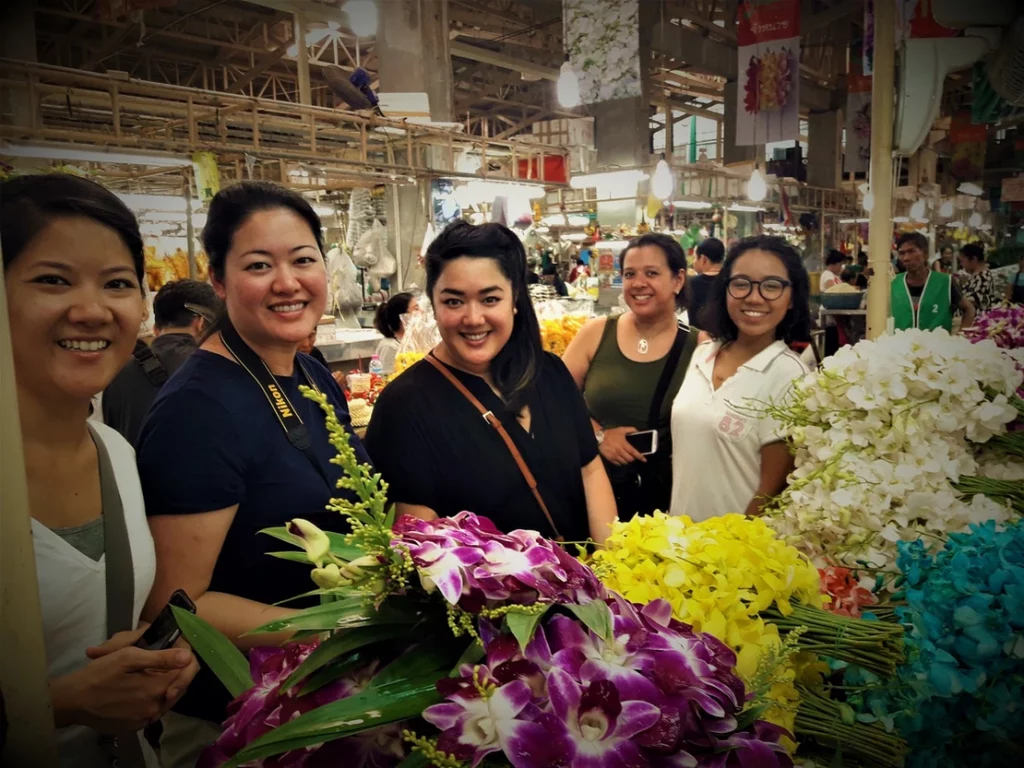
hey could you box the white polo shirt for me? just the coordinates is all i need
[669,340,809,522]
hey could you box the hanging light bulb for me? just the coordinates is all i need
[969,211,983,227]
[939,199,954,218]
[910,199,927,221]
[344,1,378,37]
[746,167,767,202]
[557,59,581,108]
[651,157,674,201]
[862,190,874,212]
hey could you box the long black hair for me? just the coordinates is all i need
[619,232,688,310]
[374,292,416,338]
[425,220,544,410]
[701,235,811,344]
[1,174,144,293]
[200,180,324,337]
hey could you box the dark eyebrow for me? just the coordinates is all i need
[439,286,503,297]
[31,260,72,271]
[241,245,319,257]
[102,266,137,277]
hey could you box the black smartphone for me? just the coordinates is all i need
[135,589,196,651]
[625,430,658,455]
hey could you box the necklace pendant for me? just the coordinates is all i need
[637,338,649,354]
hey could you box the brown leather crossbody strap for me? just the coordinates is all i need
[424,355,563,541]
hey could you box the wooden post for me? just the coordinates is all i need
[187,94,197,145]
[293,12,312,106]
[448,132,455,173]
[309,112,317,153]
[184,174,197,280]
[866,0,896,340]
[110,84,121,138]
[405,125,414,169]
[252,104,260,148]
[0,266,60,767]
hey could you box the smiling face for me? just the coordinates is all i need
[432,256,515,376]
[621,244,685,322]
[725,249,792,343]
[5,216,145,403]
[211,207,327,356]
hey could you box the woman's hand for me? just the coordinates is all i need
[86,628,200,708]
[599,427,647,466]
[50,644,195,732]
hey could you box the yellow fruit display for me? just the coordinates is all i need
[539,314,588,357]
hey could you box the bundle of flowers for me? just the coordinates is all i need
[761,329,1024,570]
[539,313,588,356]
[963,304,1024,350]
[172,390,791,768]
[817,565,878,619]
[590,512,904,758]
[845,521,1024,768]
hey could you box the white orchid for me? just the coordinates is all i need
[763,330,1022,572]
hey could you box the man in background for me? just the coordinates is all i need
[686,237,724,327]
[891,232,975,332]
[103,279,222,446]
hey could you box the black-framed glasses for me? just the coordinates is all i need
[727,277,791,301]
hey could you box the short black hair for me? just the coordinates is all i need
[425,220,544,411]
[153,279,222,330]
[374,292,416,338]
[201,181,324,283]
[1,174,144,293]
[960,242,985,262]
[840,268,858,284]
[701,235,812,345]
[542,263,559,276]
[896,232,929,253]
[620,232,688,309]
[696,237,725,265]
[826,249,847,266]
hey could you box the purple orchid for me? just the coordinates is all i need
[423,678,550,768]
[391,512,606,612]
[198,641,399,768]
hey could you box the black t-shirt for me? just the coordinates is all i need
[136,350,370,723]
[907,278,962,309]
[365,353,599,542]
[687,273,718,328]
[103,334,199,447]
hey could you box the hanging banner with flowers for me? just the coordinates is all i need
[735,0,801,146]
[563,0,642,104]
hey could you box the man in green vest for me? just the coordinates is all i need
[891,232,975,332]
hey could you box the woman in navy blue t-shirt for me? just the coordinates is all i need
[135,181,370,767]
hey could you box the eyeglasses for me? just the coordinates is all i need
[727,277,790,301]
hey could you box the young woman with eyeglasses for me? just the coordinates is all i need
[668,236,812,521]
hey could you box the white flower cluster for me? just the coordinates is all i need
[764,329,1023,570]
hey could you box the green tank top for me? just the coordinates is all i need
[583,316,691,430]
[891,271,952,331]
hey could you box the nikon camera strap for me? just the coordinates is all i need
[219,324,331,489]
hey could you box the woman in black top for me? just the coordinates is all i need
[365,221,617,543]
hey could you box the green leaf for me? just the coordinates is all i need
[249,595,422,635]
[370,636,466,689]
[282,624,400,693]
[171,606,253,698]
[226,677,443,767]
[297,649,378,697]
[267,551,316,564]
[260,526,365,562]
[566,601,612,641]
[506,606,549,652]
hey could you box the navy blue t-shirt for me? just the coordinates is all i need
[136,349,371,723]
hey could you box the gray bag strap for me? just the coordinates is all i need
[88,425,147,768]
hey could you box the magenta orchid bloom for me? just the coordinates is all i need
[391,512,606,612]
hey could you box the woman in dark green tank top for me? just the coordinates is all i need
[563,233,697,518]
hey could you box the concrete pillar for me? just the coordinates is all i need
[0,1,38,128]
[807,110,842,189]
[377,0,454,292]
[377,0,454,123]
[722,82,757,166]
